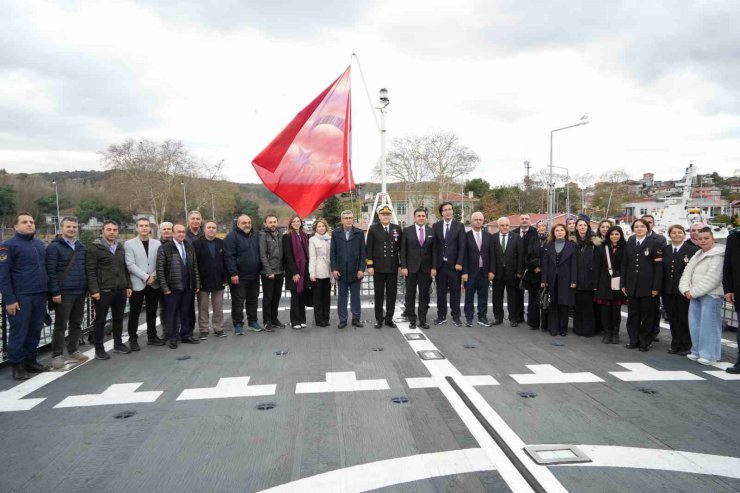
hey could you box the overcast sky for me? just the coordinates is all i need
[2,0,739,187]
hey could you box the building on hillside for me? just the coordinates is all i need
[361,188,479,227]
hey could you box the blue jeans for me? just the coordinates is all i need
[688,295,722,361]
[6,293,47,364]
[464,268,489,322]
[337,279,361,322]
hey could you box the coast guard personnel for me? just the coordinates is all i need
[366,204,402,329]
[0,212,50,380]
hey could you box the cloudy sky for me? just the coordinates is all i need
[1,0,739,187]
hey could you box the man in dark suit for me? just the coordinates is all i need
[642,214,667,342]
[400,208,437,330]
[432,201,466,326]
[514,213,538,323]
[722,229,740,374]
[366,204,402,329]
[490,216,523,326]
[193,221,228,338]
[462,212,494,326]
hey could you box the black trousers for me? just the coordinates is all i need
[652,296,662,335]
[261,273,284,325]
[230,278,260,326]
[515,287,526,322]
[547,279,569,335]
[492,277,519,322]
[127,286,160,340]
[289,289,307,325]
[627,296,655,348]
[405,271,432,324]
[601,304,622,336]
[93,289,127,351]
[52,292,86,356]
[573,291,595,336]
[163,288,196,340]
[663,293,691,351]
[313,278,331,325]
[435,263,462,319]
[525,282,541,328]
[373,271,398,322]
[464,268,489,322]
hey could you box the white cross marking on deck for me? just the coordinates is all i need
[510,364,604,384]
[177,377,276,401]
[702,362,740,380]
[0,372,60,412]
[295,371,389,394]
[609,363,705,382]
[406,375,500,389]
[54,383,163,408]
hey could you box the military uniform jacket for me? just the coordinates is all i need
[661,242,699,295]
[620,236,662,297]
[366,223,401,273]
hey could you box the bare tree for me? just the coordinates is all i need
[374,135,432,210]
[100,139,222,224]
[424,131,479,196]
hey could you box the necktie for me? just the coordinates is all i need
[178,242,186,265]
[521,230,525,239]
[502,235,507,251]
[445,223,450,239]
[385,226,389,234]
[475,232,482,267]
[419,227,425,245]
[674,247,678,254]
[636,240,641,248]
[475,232,481,249]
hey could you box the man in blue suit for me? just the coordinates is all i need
[462,212,495,327]
[432,201,466,326]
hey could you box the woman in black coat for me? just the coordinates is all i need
[662,224,699,355]
[593,226,627,344]
[573,219,601,337]
[621,219,663,351]
[525,220,548,330]
[283,216,310,329]
[541,224,577,336]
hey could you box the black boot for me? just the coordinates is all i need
[12,364,29,380]
[611,329,620,344]
[727,359,740,375]
[602,330,612,344]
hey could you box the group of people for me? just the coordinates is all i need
[2,203,740,381]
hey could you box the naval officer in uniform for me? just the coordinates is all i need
[366,204,402,329]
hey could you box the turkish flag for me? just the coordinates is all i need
[252,66,353,218]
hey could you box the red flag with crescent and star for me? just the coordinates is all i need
[252,66,353,218]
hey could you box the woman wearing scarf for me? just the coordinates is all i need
[309,218,332,327]
[284,215,309,329]
[573,218,601,337]
[593,226,627,344]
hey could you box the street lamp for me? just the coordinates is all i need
[369,87,396,226]
[181,181,188,221]
[52,180,61,234]
[551,165,570,218]
[548,114,589,226]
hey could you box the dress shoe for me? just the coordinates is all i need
[419,322,430,330]
[113,343,131,354]
[25,360,50,372]
[385,319,397,328]
[491,319,503,326]
[452,318,463,327]
[667,348,678,354]
[433,317,447,325]
[12,364,29,380]
[510,321,518,327]
[273,319,286,329]
[374,321,384,329]
[167,339,178,349]
[352,319,363,328]
[625,343,639,349]
[726,361,740,374]
[638,347,649,352]
[338,321,347,329]
[409,323,417,330]
[129,340,141,352]
[181,337,200,344]
[292,324,303,329]
[263,324,275,332]
[148,337,166,346]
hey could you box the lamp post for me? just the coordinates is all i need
[369,88,395,227]
[181,181,188,221]
[52,180,61,234]
[548,115,589,226]
[551,165,570,219]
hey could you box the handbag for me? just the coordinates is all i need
[539,286,550,311]
[605,247,621,291]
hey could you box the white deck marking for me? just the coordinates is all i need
[510,364,604,384]
[406,375,500,389]
[0,372,60,411]
[609,362,705,381]
[256,448,495,493]
[295,371,389,394]
[396,321,568,492]
[556,445,740,479]
[54,383,162,408]
[177,377,276,401]
[703,361,740,380]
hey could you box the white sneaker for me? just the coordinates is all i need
[52,355,65,370]
[300,323,307,328]
[686,354,700,361]
[697,358,717,365]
